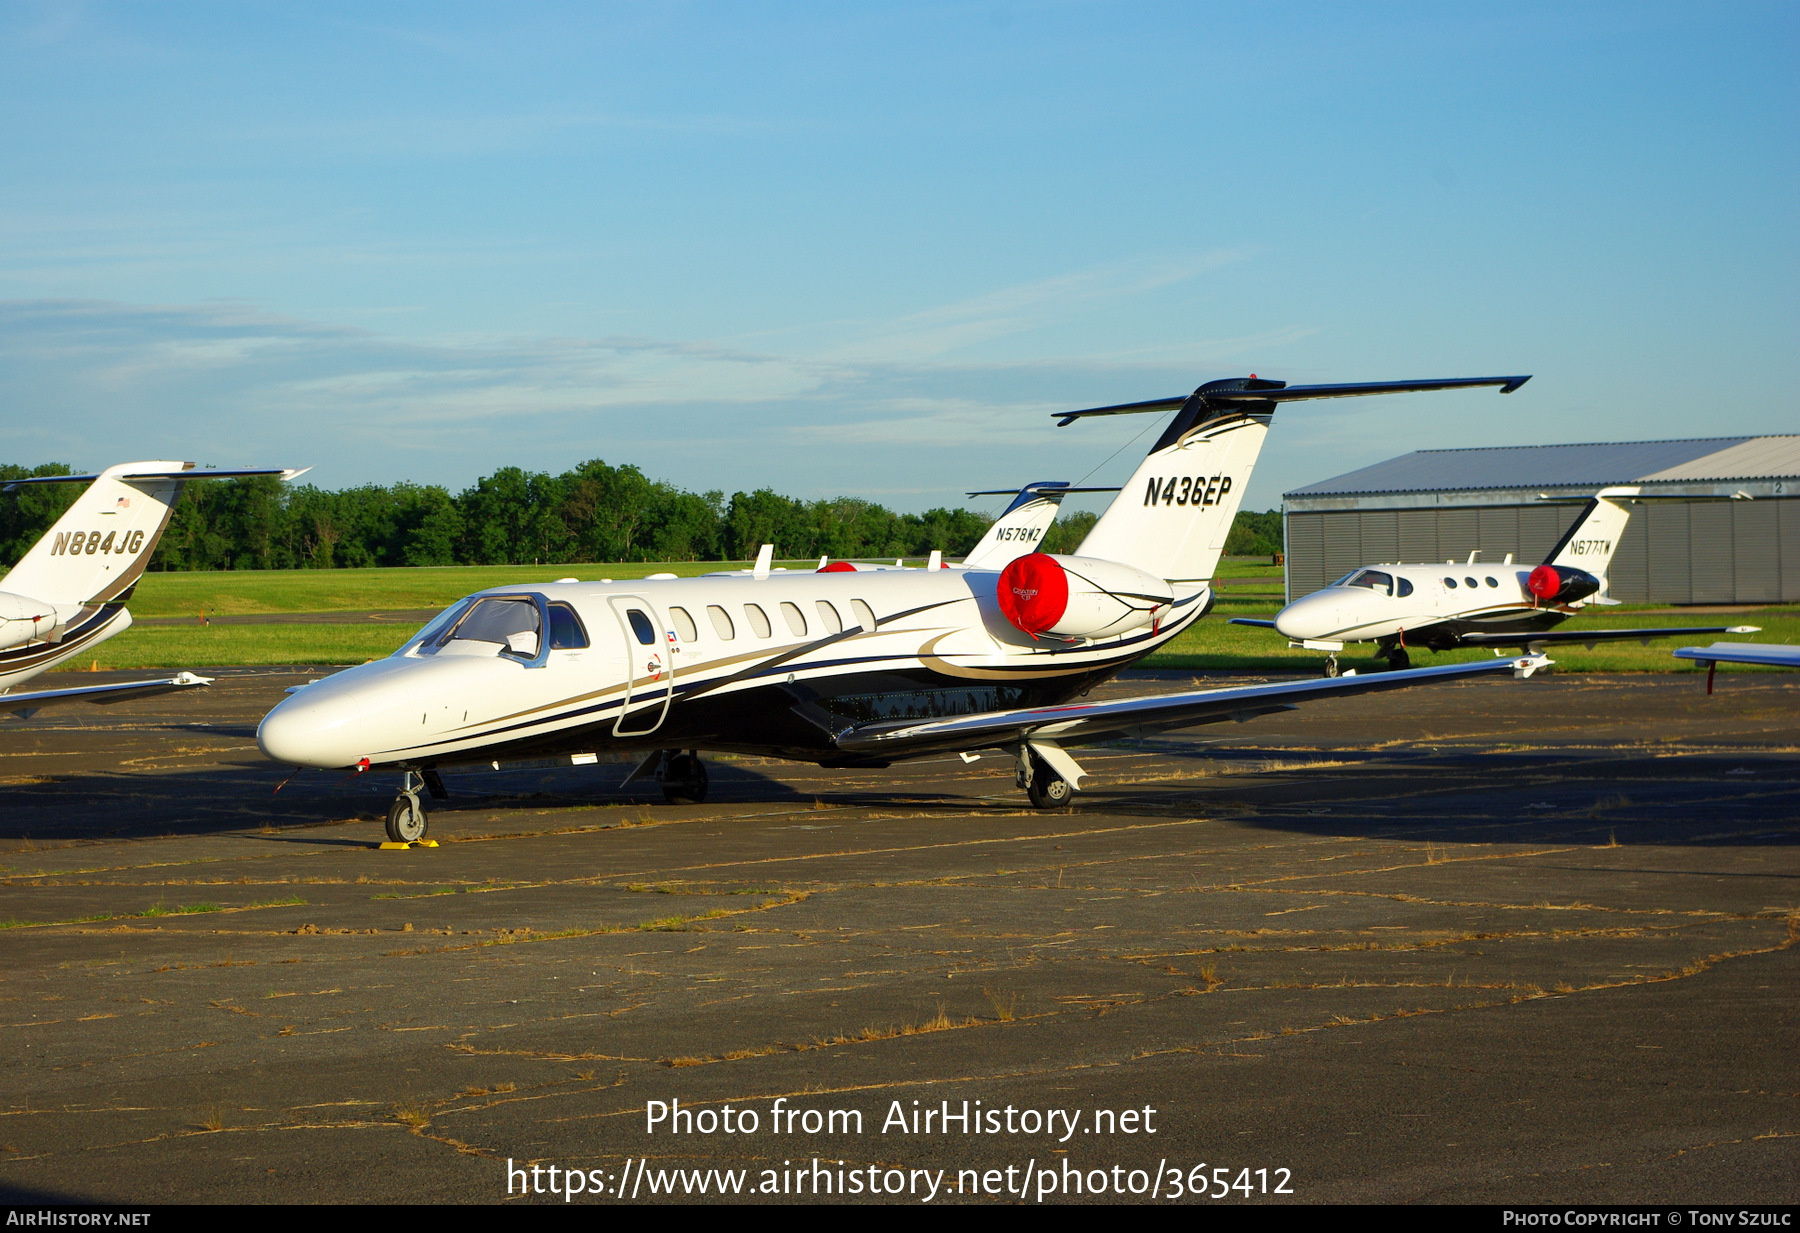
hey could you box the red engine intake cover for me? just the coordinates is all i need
[817,560,857,573]
[997,554,1069,637]
[1527,564,1561,600]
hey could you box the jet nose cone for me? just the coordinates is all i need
[258,691,362,769]
[1274,592,1338,641]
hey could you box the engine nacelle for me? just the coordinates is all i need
[997,554,1173,639]
[1527,564,1600,605]
[0,591,57,650]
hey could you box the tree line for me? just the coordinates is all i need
[0,460,1281,571]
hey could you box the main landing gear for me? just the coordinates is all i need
[659,750,709,805]
[1322,653,1341,678]
[1374,643,1412,672]
[1017,750,1073,810]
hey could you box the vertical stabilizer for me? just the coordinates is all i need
[1544,486,1638,592]
[0,463,192,608]
[962,482,1069,569]
[1075,381,1273,583]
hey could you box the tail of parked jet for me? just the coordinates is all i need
[1063,375,1531,585]
[1527,485,1639,605]
[1544,487,1637,579]
[1,462,306,640]
[0,461,306,702]
[960,481,1120,570]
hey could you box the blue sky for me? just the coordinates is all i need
[1,2,1794,519]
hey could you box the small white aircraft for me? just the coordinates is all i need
[0,462,306,717]
[257,375,1553,842]
[1672,641,1800,693]
[1236,486,1759,675]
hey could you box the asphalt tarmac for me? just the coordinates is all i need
[1,667,1795,1205]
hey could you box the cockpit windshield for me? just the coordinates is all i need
[405,595,544,660]
[1346,569,1395,595]
[396,599,473,657]
[449,597,542,657]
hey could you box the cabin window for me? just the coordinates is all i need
[815,600,844,634]
[1397,577,1414,597]
[670,605,698,642]
[1444,577,1459,589]
[707,604,735,640]
[1347,569,1394,595]
[625,609,656,645]
[851,599,877,632]
[447,596,542,658]
[547,603,589,649]
[744,603,773,638]
[780,601,808,636]
[1484,576,1499,588]
[1464,577,1478,589]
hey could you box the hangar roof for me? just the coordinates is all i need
[1287,436,1800,498]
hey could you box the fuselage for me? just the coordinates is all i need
[1273,563,1574,650]
[257,567,1209,771]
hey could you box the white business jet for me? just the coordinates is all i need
[0,462,306,716]
[1236,487,1759,675]
[257,375,1551,842]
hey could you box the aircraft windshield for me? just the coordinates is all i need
[397,600,473,656]
[450,597,542,657]
[1346,570,1395,595]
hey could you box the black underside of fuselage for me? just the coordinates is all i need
[1391,607,1568,652]
[416,660,1131,772]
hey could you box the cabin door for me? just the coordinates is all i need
[609,595,674,737]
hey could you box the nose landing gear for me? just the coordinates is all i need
[385,771,430,843]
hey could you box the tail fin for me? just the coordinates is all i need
[1064,373,1531,584]
[1543,486,1638,589]
[961,481,1119,569]
[1075,380,1275,583]
[0,462,305,609]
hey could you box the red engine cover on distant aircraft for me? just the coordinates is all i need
[818,560,857,572]
[1527,565,1561,600]
[997,554,1069,637]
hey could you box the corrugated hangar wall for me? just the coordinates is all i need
[1283,498,1800,604]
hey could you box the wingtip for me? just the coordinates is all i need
[1500,376,1533,393]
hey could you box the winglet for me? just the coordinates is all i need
[752,544,774,580]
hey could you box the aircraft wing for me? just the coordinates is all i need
[1458,624,1760,650]
[1671,642,1800,669]
[1,671,212,718]
[832,655,1549,762]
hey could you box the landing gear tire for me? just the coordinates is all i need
[1323,654,1341,679]
[1387,648,1411,671]
[1023,756,1073,810]
[385,793,428,843]
[660,753,709,805]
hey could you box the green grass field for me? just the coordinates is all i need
[50,558,1794,674]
